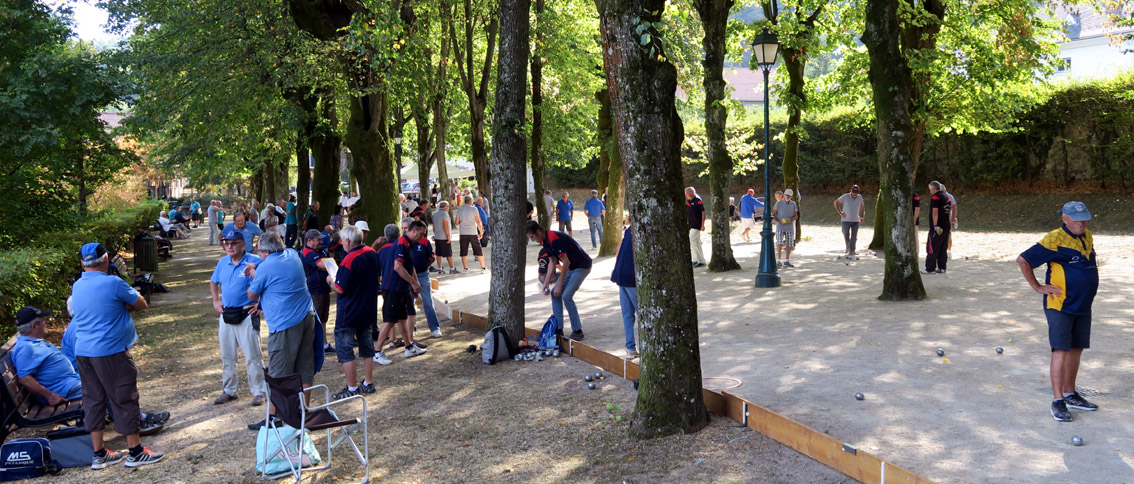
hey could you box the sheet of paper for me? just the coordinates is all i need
[322,258,339,279]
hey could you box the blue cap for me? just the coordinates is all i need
[222,230,244,241]
[80,242,106,262]
[1058,201,1091,222]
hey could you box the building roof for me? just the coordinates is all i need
[1056,6,1133,41]
[677,67,775,104]
[98,111,126,129]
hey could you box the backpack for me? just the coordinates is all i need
[481,326,516,365]
[537,316,559,350]
[0,439,61,481]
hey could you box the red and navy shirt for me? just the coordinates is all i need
[686,196,705,230]
[300,247,330,295]
[929,192,951,230]
[912,193,920,225]
[543,230,592,270]
[332,245,380,328]
[378,236,415,293]
[537,248,552,275]
[411,238,434,274]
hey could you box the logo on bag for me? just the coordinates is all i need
[5,451,31,464]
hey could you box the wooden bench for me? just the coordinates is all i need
[111,253,155,304]
[0,337,83,443]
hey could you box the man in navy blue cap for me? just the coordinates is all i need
[209,230,266,407]
[1017,201,1100,423]
[70,242,164,469]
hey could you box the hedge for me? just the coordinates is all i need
[0,200,163,335]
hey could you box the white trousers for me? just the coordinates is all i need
[218,313,266,397]
[689,229,705,264]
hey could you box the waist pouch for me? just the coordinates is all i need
[222,306,252,325]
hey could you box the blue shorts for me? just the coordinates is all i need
[1045,309,1091,351]
[334,325,375,363]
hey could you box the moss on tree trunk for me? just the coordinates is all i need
[530,0,551,230]
[596,90,624,257]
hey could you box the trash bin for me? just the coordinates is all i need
[135,236,159,272]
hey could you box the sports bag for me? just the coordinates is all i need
[537,316,559,350]
[0,439,61,481]
[481,326,516,365]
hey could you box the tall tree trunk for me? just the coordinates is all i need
[863,0,926,301]
[780,47,805,243]
[346,89,399,243]
[261,157,277,205]
[251,166,264,204]
[451,0,498,194]
[597,0,709,439]
[433,17,452,205]
[696,0,740,271]
[530,0,551,230]
[489,0,530,345]
[274,152,289,204]
[413,105,434,205]
[596,89,623,257]
[311,91,342,226]
[295,132,311,237]
[392,107,407,193]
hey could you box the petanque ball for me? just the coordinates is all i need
[996,347,1004,354]
[855,393,864,401]
[1072,435,1083,446]
[594,371,603,380]
[587,382,596,390]
[584,374,593,382]
[936,349,945,357]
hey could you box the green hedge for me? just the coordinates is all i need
[0,200,163,335]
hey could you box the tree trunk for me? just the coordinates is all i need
[597,0,709,439]
[780,47,805,244]
[274,152,289,204]
[311,91,342,226]
[489,0,530,345]
[452,0,498,194]
[433,21,451,205]
[530,0,551,230]
[347,90,399,244]
[696,0,740,272]
[295,132,311,238]
[261,157,277,205]
[596,89,623,257]
[413,105,433,206]
[863,0,926,301]
[251,166,263,204]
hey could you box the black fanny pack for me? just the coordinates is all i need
[222,306,252,325]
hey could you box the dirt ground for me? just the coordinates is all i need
[437,219,1134,483]
[28,233,851,483]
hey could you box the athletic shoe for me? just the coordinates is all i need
[412,340,428,349]
[324,343,335,353]
[332,387,359,400]
[1051,400,1073,422]
[777,261,783,268]
[626,349,639,359]
[920,269,935,274]
[431,329,443,338]
[429,267,440,273]
[388,338,404,349]
[125,447,164,467]
[784,261,794,268]
[139,421,164,436]
[1065,392,1099,411]
[935,269,946,274]
[213,392,237,405]
[373,352,393,365]
[250,395,265,407]
[144,412,171,425]
[247,416,279,431]
[692,262,705,268]
[449,268,460,274]
[359,382,376,394]
[463,267,469,273]
[91,449,126,469]
[482,267,487,273]
[947,251,952,260]
[405,345,426,358]
[569,330,585,341]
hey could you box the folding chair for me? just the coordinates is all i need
[260,370,369,483]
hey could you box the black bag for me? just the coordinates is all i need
[0,439,61,481]
[481,327,516,365]
[222,306,251,325]
[47,431,93,469]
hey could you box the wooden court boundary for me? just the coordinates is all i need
[432,296,934,484]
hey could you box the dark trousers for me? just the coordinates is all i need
[285,224,299,247]
[925,228,949,272]
[77,351,141,436]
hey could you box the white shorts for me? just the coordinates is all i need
[741,217,755,229]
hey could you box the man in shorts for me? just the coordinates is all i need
[373,223,427,364]
[772,189,799,267]
[454,195,486,273]
[739,189,761,243]
[328,224,380,398]
[1017,201,1100,422]
[433,201,458,274]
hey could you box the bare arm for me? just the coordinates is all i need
[128,294,148,311]
[210,282,223,313]
[16,376,64,406]
[394,260,421,293]
[834,198,843,216]
[932,207,940,227]
[444,220,451,240]
[1017,256,1062,296]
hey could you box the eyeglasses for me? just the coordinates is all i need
[221,241,241,246]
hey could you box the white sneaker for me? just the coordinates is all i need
[431,329,442,338]
[372,352,393,365]
[626,349,639,359]
[404,345,426,358]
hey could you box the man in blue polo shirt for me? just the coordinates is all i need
[328,224,380,399]
[555,192,574,236]
[1018,201,1101,423]
[246,232,317,397]
[584,190,605,249]
[12,307,81,405]
[189,199,202,228]
[526,221,592,340]
[209,230,266,407]
[70,243,164,468]
[222,212,262,254]
[284,195,299,248]
[610,221,638,359]
[373,223,426,364]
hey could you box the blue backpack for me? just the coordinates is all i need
[0,438,61,481]
[538,316,559,350]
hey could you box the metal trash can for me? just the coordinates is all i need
[135,236,159,272]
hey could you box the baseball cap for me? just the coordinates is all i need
[747,188,755,195]
[16,306,51,327]
[851,185,860,193]
[222,230,244,241]
[784,189,794,197]
[80,242,107,263]
[304,229,322,240]
[355,220,370,232]
[1058,201,1092,221]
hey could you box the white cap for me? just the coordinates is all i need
[784,189,794,197]
[355,220,370,232]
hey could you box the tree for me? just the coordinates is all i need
[451,0,499,194]
[488,0,531,344]
[861,0,926,300]
[594,89,624,257]
[530,0,551,230]
[596,0,710,439]
[694,0,741,271]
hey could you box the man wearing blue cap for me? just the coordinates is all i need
[70,242,164,468]
[210,230,266,407]
[1017,201,1100,423]
[222,212,262,255]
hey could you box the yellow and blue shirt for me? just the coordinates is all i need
[1020,225,1098,315]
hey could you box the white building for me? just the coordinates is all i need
[1052,9,1134,81]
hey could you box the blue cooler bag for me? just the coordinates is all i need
[0,438,61,481]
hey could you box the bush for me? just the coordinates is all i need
[0,200,163,336]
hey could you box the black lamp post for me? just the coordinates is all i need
[752,28,781,288]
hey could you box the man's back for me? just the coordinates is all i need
[433,210,451,239]
[457,205,480,235]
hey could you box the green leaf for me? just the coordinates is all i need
[641,33,651,45]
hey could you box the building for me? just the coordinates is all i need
[676,67,775,109]
[1052,8,1134,81]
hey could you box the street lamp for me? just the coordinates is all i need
[752,28,781,288]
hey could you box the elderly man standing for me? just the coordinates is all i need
[454,195,486,273]
[209,230,267,407]
[1017,201,1100,423]
[432,201,457,274]
[327,224,380,398]
[70,243,164,468]
[284,195,299,248]
[246,232,318,414]
[189,198,201,228]
[923,181,952,274]
[555,192,574,236]
[833,185,866,256]
[223,212,262,254]
[584,190,605,249]
[248,200,260,225]
[301,229,334,354]
[684,187,706,268]
[207,200,220,246]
